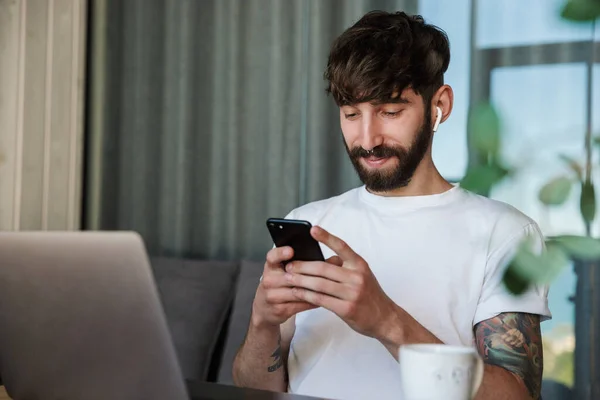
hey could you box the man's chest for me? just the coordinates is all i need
[313,213,488,343]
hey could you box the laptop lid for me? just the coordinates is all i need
[0,231,188,400]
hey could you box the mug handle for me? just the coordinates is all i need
[470,354,485,399]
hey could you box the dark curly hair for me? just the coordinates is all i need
[324,10,450,107]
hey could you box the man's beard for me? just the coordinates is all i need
[345,109,433,192]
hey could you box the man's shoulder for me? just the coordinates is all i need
[459,188,542,251]
[285,187,361,221]
[460,188,537,228]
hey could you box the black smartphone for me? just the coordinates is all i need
[266,218,325,262]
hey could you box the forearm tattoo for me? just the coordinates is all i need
[267,335,283,373]
[474,312,543,399]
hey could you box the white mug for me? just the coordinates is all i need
[399,344,484,400]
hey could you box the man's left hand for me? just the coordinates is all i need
[285,225,397,340]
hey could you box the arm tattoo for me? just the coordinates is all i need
[267,335,284,373]
[474,312,543,399]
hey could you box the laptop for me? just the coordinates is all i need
[0,231,188,400]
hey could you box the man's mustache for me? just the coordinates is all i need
[349,145,402,159]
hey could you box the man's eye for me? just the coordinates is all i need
[344,113,358,119]
[382,111,400,117]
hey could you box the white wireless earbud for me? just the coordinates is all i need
[433,106,443,132]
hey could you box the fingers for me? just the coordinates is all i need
[282,301,318,315]
[260,270,292,290]
[265,246,293,268]
[257,247,321,325]
[285,273,348,300]
[263,288,303,304]
[259,298,317,326]
[292,287,347,316]
[286,260,347,283]
[311,226,362,264]
[257,276,318,323]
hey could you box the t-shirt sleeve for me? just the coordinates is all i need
[473,222,552,326]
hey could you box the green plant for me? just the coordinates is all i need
[561,0,600,21]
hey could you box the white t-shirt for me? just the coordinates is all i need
[285,185,551,400]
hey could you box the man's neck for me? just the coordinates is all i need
[367,159,453,198]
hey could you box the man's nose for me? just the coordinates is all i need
[358,120,384,151]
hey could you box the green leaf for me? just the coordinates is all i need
[580,179,596,224]
[561,0,600,21]
[469,103,501,157]
[503,240,570,294]
[593,136,600,147]
[503,264,530,295]
[552,235,600,260]
[460,163,508,195]
[538,176,573,205]
[558,154,583,181]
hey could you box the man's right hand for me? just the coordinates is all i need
[251,246,318,328]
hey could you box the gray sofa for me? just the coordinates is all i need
[149,257,264,385]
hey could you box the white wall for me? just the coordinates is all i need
[0,0,87,230]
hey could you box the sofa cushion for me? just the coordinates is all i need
[150,258,239,382]
[217,260,264,384]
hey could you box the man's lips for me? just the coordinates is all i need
[361,156,392,168]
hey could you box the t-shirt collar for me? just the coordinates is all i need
[357,183,463,211]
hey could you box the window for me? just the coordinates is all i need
[477,0,594,48]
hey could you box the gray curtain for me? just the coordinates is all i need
[85,0,418,260]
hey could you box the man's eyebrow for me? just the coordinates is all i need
[340,97,412,107]
[370,97,411,106]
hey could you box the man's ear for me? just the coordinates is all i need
[431,85,454,127]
